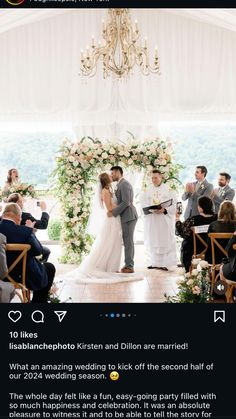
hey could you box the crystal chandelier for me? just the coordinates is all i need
[80,8,161,78]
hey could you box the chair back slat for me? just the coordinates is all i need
[191,226,208,258]
[5,244,31,303]
[208,232,234,294]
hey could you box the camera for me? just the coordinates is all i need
[36,201,40,207]
[176,201,183,215]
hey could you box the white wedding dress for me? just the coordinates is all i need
[58,195,143,284]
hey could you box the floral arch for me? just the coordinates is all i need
[55,136,181,263]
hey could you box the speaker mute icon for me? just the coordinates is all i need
[54,311,67,323]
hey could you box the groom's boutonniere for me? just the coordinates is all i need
[200,184,205,190]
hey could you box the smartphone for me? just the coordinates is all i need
[176,201,183,214]
[36,201,40,206]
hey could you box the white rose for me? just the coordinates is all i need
[69,156,75,163]
[73,161,78,167]
[102,152,108,159]
[198,260,209,269]
[186,279,194,286]
[124,151,130,157]
[128,159,133,165]
[109,147,116,154]
[192,258,201,266]
[176,278,184,285]
[79,179,84,185]
[191,269,199,277]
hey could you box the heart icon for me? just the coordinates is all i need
[8,311,22,323]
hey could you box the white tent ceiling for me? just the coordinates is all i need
[1,8,236,137]
[1,9,236,34]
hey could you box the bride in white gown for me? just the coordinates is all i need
[59,173,142,283]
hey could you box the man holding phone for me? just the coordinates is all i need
[6,194,50,262]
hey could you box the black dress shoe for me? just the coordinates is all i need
[147,266,158,269]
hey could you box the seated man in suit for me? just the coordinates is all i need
[0,232,16,302]
[7,193,50,262]
[182,165,213,220]
[211,172,235,214]
[0,203,55,303]
[0,232,8,280]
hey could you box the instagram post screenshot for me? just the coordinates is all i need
[0,3,236,419]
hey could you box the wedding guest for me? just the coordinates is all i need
[0,203,55,303]
[3,168,19,193]
[0,232,8,280]
[220,232,236,283]
[7,193,50,229]
[0,281,15,303]
[7,193,50,262]
[182,166,213,219]
[0,234,15,302]
[208,201,236,234]
[140,170,177,271]
[176,196,216,272]
[206,201,236,264]
[211,172,235,214]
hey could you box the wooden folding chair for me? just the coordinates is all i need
[208,233,234,295]
[191,225,209,259]
[6,244,31,303]
[224,242,236,303]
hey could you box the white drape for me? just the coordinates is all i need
[1,9,236,137]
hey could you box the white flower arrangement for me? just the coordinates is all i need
[165,261,210,303]
[0,183,36,200]
[55,135,182,263]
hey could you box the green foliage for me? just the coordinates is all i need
[0,131,70,186]
[164,124,236,188]
[48,219,62,241]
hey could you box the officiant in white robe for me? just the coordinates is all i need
[141,170,177,270]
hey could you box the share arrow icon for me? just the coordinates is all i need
[54,311,67,323]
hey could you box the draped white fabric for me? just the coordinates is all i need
[1,9,236,137]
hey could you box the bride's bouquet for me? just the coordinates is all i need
[1,183,36,200]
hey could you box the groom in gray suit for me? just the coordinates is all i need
[182,165,213,219]
[108,166,138,273]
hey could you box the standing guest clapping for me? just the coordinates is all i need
[211,172,235,214]
[182,166,213,220]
